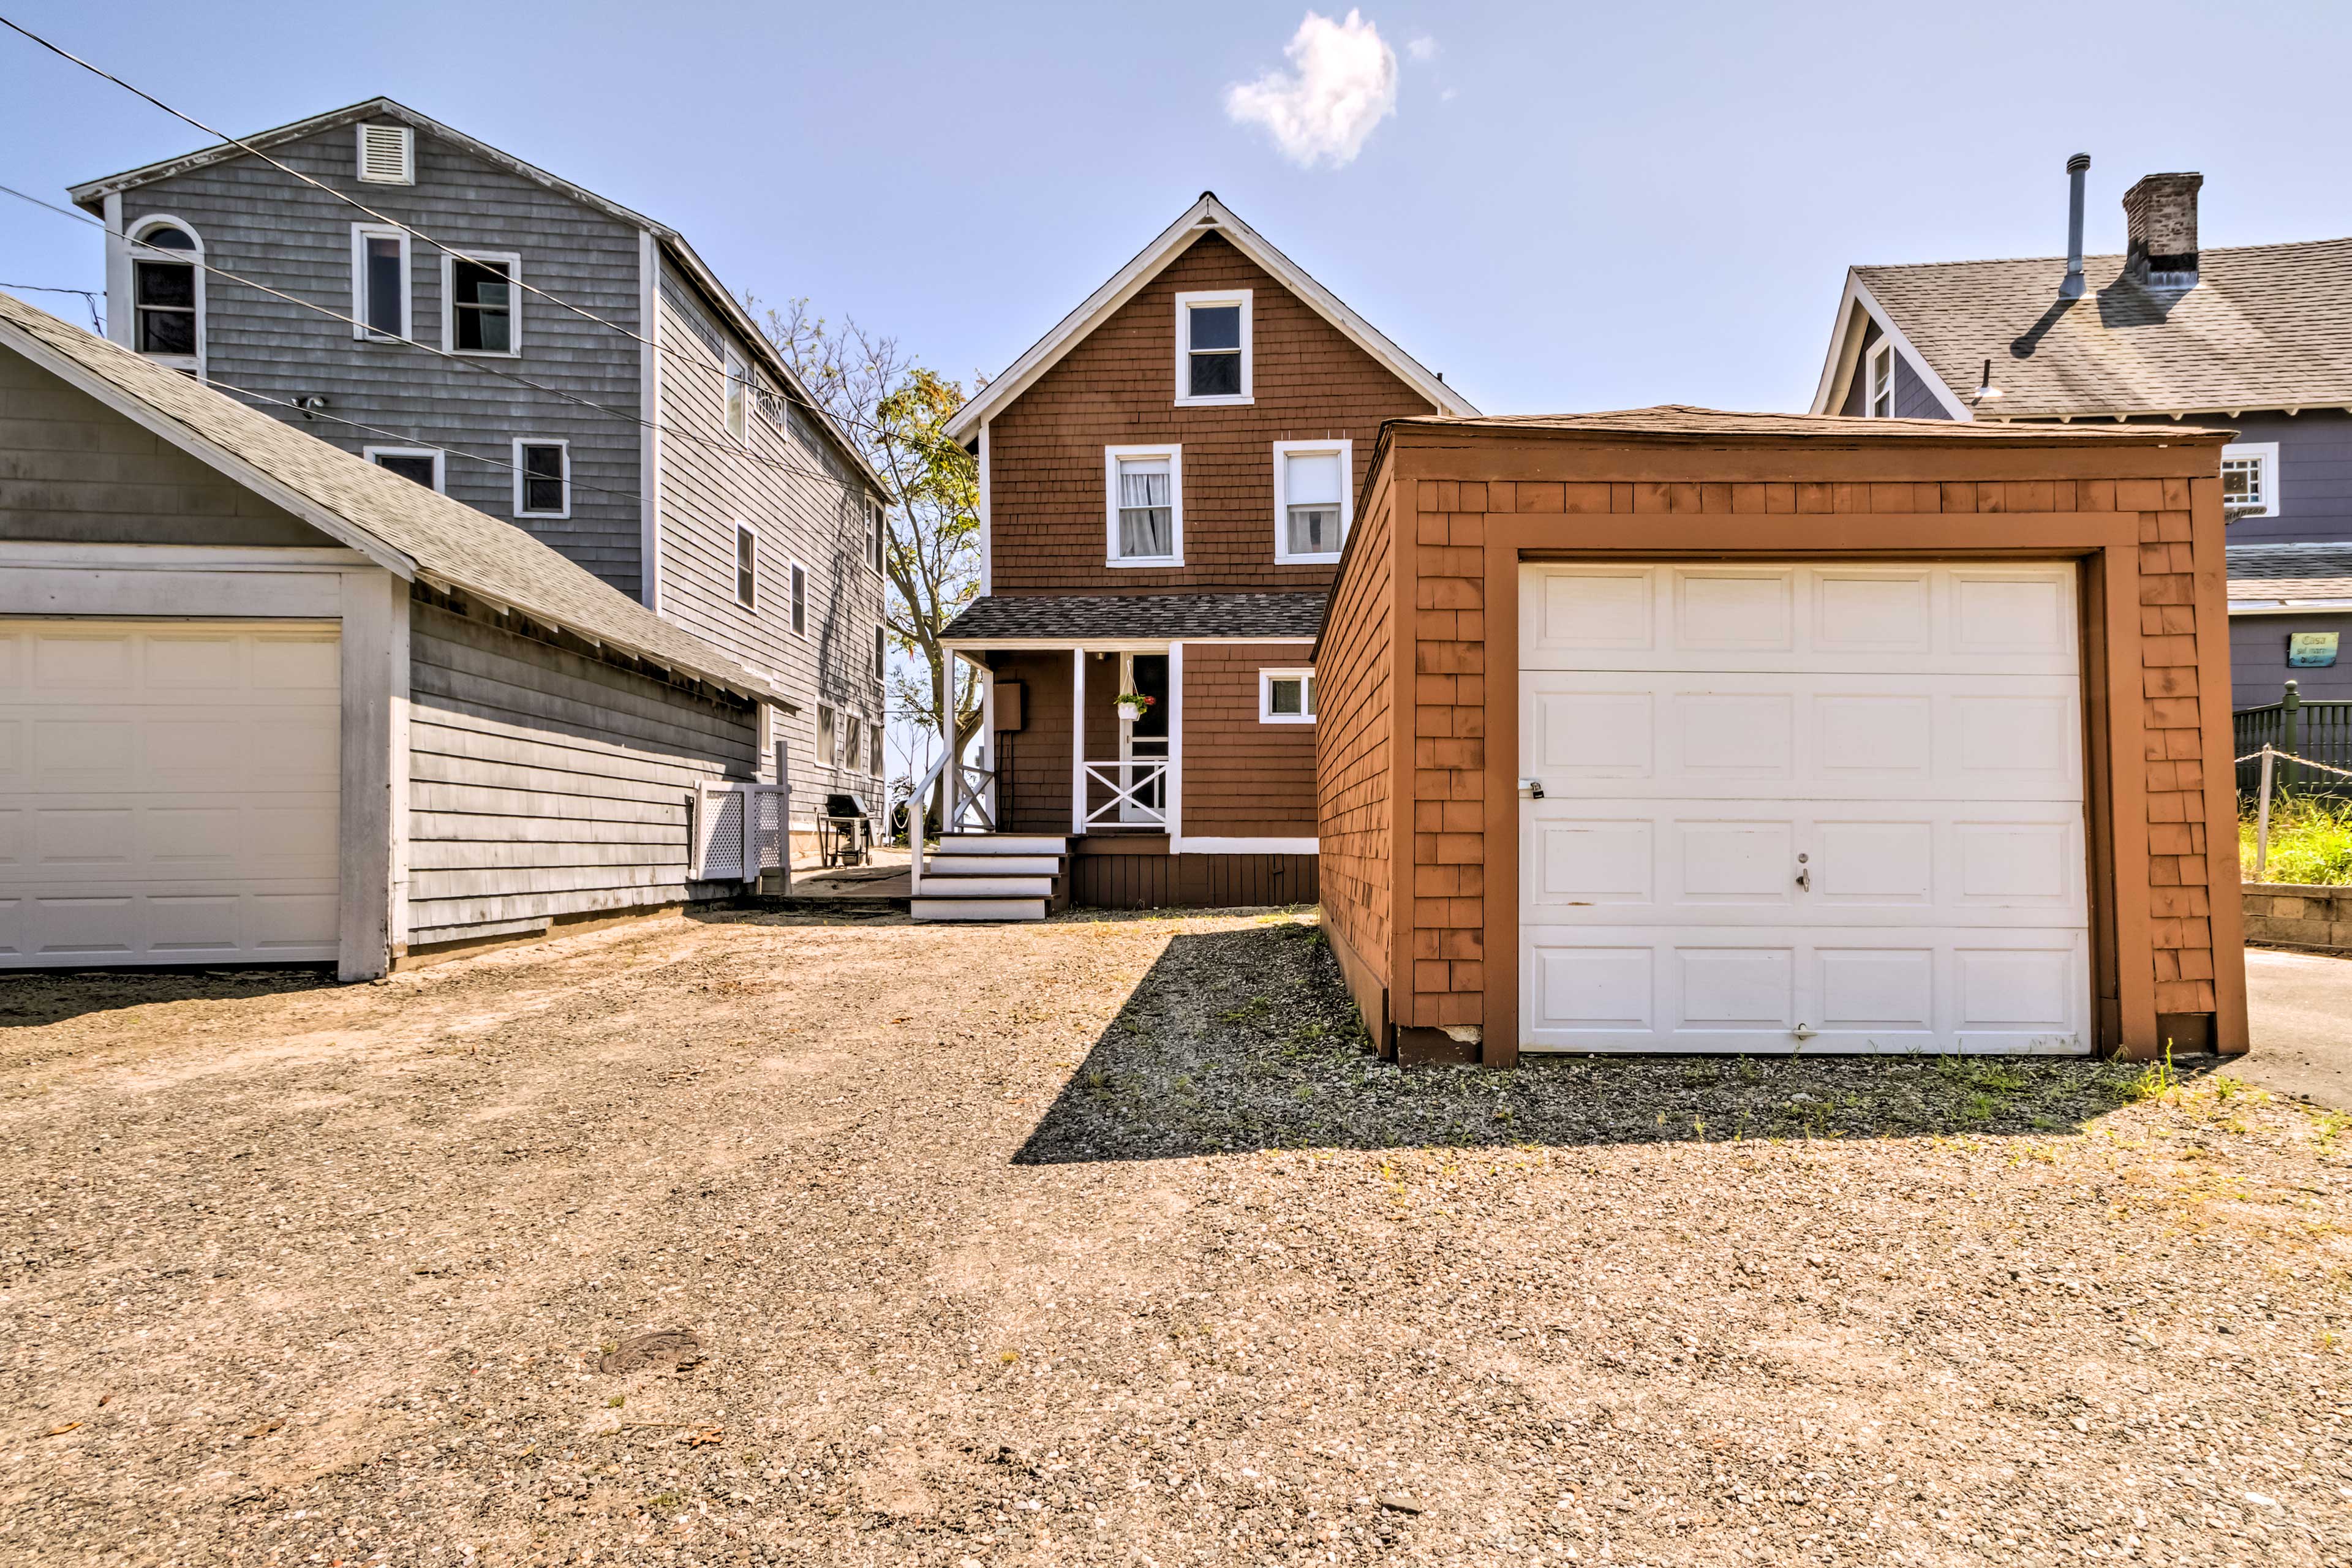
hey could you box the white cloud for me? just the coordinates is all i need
[1224,10,1399,169]
[1406,34,1437,62]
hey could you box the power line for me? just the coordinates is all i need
[0,281,102,330]
[0,179,869,499]
[0,13,899,457]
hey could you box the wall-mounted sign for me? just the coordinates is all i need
[2289,631,2341,668]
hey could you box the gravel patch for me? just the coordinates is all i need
[2,906,2347,1566]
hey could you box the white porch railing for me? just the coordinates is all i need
[908,752,998,893]
[1082,760,1169,827]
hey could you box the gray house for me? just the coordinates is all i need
[65,97,890,828]
[1,292,793,976]
[1806,159,2352,707]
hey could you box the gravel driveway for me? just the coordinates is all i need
[4,908,2348,1567]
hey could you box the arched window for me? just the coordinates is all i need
[127,217,202,371]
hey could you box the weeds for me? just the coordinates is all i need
[2242,793,2352,884]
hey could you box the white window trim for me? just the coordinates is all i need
[734,522,761,609]
[511,437,570,520]
[1174,288,1253,407]
[2222,440,2282,519]
[786,557,809,636]
[355,123,415,184]
[350,223,411,342]
[1104,443,1184,568]
[1259,667,1317,725]
[867,498,888,576]
[1272,437,1353,564]
[363,445,445,492]
[723,346,752,444]
[1864,339,1894,418]
[124,213,204,377]
[440,249,521,357]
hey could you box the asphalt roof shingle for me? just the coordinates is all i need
[940,593,1329,643]
[0,292,788,705]
[1857,239,2352,418]
[2228,543,2352,605]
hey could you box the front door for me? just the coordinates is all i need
[1121,653,1169,824]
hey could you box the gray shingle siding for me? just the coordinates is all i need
[2213,409,2352,548]
[111,124,648,595]
[2231,612,2352,706]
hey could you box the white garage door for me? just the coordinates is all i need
[0,620,341,967]
[1520,563,2089,1055]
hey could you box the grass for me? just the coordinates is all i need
[2242,793,2352,884]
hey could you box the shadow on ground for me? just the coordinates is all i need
[0,967,333,1029]
[1015,916,2216,1164]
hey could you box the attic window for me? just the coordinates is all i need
[1175,290,1252,406]
[2222,442,2279,520]
[356,123,415,185]
[1864,340,1894,418]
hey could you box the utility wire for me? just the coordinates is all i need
[0,179,867,499]
[0,281,102,330]
[0,13,898,454]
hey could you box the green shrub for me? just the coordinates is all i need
[2242,794,2352,885]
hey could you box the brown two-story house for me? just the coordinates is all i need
[918,194,1475,918]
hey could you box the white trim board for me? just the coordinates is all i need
[944,193,1477,442]
[1171,835,1318,856]
[1807,271,1972,421]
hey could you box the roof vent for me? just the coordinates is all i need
[2124,172,2202,288]
[2059,153,2090,299]
[356,123,415,185]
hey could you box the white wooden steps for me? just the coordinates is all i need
[910,834,1068,922]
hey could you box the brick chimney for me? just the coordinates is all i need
[2123,172,2203,288]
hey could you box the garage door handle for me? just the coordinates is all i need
[1795,866,1811,891]
[1518,777,1545,799]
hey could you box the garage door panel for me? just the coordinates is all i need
[1521,561,2088,1056]
[0,621,339,968]
[1520,562,2079,675]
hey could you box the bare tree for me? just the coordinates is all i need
[748,298,984,824]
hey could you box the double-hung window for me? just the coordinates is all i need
[874,624,887,682]
[352,224,409,341]
[1273,439,1351,562]
[869,500,887,573]
[514,440,568,518]
[1174,290,1252,405]
[788,561,808,635]
[734,524,758,608]
[446,253,518,355]
[1106,446,1182,566]
[1261,669,1316,723]
[723,348,751,443]
[126,218,202,371]
[1864,339,1894,417]
[2222,441,2280,519]
[816,706,837,768]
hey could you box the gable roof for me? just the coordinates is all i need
[1811,238,2352,421]
[943,193,1478,443]
[67,96,887,498]
[0,292,792,709]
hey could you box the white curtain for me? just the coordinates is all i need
[1118,461,1173,557]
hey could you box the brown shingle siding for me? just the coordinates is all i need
[1180,641,1318,837]
[1313,470,1395,1038]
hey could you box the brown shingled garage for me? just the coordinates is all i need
[1313,409,2247,1066]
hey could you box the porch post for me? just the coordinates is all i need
[941,655,959,832]
[1071,646,1087,837]
[1166,641,1183,848]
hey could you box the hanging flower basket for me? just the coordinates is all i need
[1116,692,1155,723]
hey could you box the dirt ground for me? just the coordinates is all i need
[4,908,2349,1568]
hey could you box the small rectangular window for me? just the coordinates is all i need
[2222,442,2280,519]
[449,256,516,354]
[816,705,837,767]
[874,624,886,681]
[356,123,415,184]
[1274,440,1351,562]
[870,500,887,573]
[1107,447,1181,564]
[845,715,863,774]
[870,722,885,778]
[365,447,443,491]
[1175,290,1252,405]
[1865,340,1894,418]
[134,257,197,355]
[724,349,750,443]
[514,440,567,518]
[735,525,758,608]
[1260,668,1316,724]
[790,561,807,635]
[353,225,408,340]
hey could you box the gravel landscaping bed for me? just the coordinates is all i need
[3,907,2348,1567]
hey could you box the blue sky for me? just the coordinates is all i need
[4,1,2349,417]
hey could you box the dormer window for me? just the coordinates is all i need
[1174,290,1251,406]
[1864,339,1894,417]
[126,217,202,371]
[356,123,415,185]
